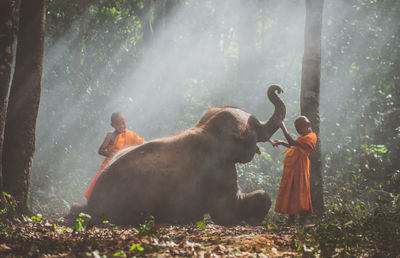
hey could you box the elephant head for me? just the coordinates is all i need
[198,85,286,164]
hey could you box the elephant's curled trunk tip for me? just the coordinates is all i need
[267,84,286,121]
[268,84,284,95]
[258,84,286,142]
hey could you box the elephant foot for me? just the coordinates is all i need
[236,190,271,225]
[209,196,241,226]
[209,190,271,226]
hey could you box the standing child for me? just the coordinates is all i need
[270,116,317,225]
[84,112,144,199]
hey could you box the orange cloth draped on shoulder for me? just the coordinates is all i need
[84,129,144,199]
[274,132,317,215]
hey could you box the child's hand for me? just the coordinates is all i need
[269,140,281,147]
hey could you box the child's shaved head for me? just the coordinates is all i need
[111,112,125,123]
[110,112,127,133]
[294,116,311,134]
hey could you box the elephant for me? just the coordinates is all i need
[72,85,285,225]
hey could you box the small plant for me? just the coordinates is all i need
[1,192,17,221]
[113,250,126,257]
[155,226,168,238]
[130,243,144,252]
[74,212,92,232]
[30,214,44,222]
[0,192,18,231]
[138,215,155,236]
[196,220,206,230]
[196,220,212,237]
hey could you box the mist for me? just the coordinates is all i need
[29,0,399,214]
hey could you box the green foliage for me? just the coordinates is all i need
[295,199,400,256]
[138,215,155,236]
[128,242,156,255]
[113,250,126,257]
[196,220,206,230]
[196,220,214,237]
[73,212,92,232]
[0,192,18,229]
[130,243,144,252]
[30,214,45,223]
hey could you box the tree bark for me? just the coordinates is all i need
[300,0,324,216]
[0,0,15,193]
[2,0,46,212]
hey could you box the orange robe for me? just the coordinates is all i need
[274,132,317,215]
[84,129,144,199]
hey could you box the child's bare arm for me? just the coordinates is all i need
[279,121,300,146]
[98,133,113,157]
[269,139,290,148]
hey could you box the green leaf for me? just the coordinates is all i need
[263,153,272,162]
[113,250,126,257]
[130,243,144,252]
[196,221,206,230]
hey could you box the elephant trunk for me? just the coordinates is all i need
[258,85,286,142]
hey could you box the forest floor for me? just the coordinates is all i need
[0,214,303,257]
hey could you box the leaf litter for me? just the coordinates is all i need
[0,214,299,257]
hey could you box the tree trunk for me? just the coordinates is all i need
[2,0,46,212]
[300,0,324,216]
[0,0,15,193]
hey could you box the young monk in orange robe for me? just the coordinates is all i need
[84,112,144,199]
[270,116,317,225]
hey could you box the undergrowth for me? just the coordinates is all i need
[294,195,400,257]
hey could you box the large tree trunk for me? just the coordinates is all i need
[300,0,324,216]
[0,0,15,193]
[2,0,46,212]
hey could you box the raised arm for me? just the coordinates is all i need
[279,121,300,147]
[98,133,114,157]
[269,139,291,148]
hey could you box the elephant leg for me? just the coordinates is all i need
[209,193,241,226]
[236,190,271,225]
[209,190,271,225]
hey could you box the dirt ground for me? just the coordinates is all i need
[0,214,301,257]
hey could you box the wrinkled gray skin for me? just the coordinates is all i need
[72,85,285,225]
